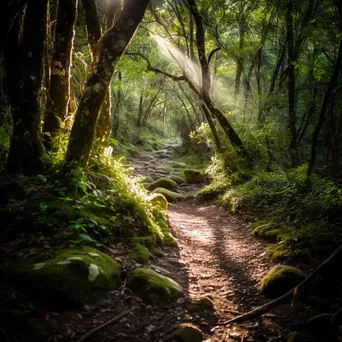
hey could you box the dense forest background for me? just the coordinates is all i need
[1,0,341,257]
[1,0,342,341]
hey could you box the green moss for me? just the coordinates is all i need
[183,170,204,184]
[127,268,182,304]
[147,178,178,191]
[13,247,120,305]
[152,188,183,203]
[132,235,156,248]
[148,193,168,210]
[129,242,150,264]
[169,175,185,185]
[173,152,207,172]
[196,182,227,202]
[188,297,214,312]
[163,231,178,247]
[260,265,306,298]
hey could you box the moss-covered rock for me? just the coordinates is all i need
[188,297,214,313]
[152,188,184,203]
[163,232,178,247]
[148,193,168,210]
[143,176,154,184]
[129,242,150,264]
[127,268,182,304]
[260,265,306,298]
[147,178,178,191]
[171,323,203,342]
[170,175,186,185]
[184,170,204,184]
[13,247,120,305]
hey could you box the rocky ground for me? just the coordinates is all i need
[0,145,310,342]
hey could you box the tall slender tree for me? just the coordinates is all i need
[43,0,78,149]
[6,0,48,174]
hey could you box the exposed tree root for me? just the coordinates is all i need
[218,244,342,325]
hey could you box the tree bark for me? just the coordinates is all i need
[66,0,150,166]
[307,40,342,179]
[112,70,122,137]
[234,23,245,100]
[137,94,144,127]
[6,0,48,175]
[187,0,244,153]
[43,0,78,149]
[82,0,101,57]
[82,0,122,144]
[286,0,299,167]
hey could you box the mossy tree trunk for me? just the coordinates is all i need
[82,0,122,145]
[95,0,123,144]
[43,0,78,150]
[6,0,48,175]
[66,0,150,166]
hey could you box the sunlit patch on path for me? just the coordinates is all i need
[168,202,288,341]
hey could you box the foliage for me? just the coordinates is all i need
[200,164,342,260]
[1,155,172,249]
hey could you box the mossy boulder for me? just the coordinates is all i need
[127,268,182,304]
[183,170,204,184]
[170,175,186,185]
[143,176,154,184]
[13,247,120,305]
[148,193,168,210]
[147,178,178,191]
[188,297,214,313]
[152,188,184,203]
[129,243,150,264]
[260,265,306,298]
[171,323,203,342]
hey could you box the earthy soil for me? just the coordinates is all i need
[0,145,309,342]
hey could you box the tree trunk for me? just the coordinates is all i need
[82,0,121,144]
[6,0,48,175]
[112,71,122,137]
[307,40,342,179]
[286,0,299,167]
[82,0,101,57]
[106,0,122,28]
[234,23,245,100]
[259,45,286,123]
[137,94,144,127]
[66,0,150,166]
[43,0,78,149]
[187,0,244,153]
[200,103,222,152]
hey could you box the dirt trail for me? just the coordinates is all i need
[132,144,305,341]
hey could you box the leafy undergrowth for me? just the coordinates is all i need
[0,154,173,253]
[198,164,342,262]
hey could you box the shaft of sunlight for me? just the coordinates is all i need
[153,35,202,92]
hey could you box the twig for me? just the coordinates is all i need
[76,309,133,342]
[216,244,342,326]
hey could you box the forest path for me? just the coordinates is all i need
[132,144,302,341]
